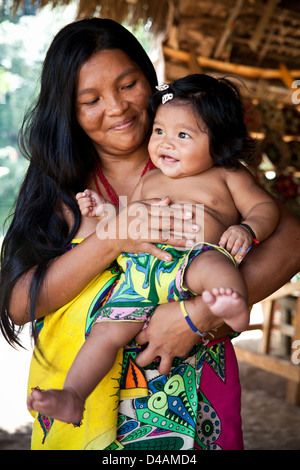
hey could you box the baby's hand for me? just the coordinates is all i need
[76,189,107,218]
[219,225,253,260]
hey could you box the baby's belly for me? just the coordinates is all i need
[197,211,230,244]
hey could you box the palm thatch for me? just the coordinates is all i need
[9,0,172,35]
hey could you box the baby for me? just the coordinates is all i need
[27,74,279,424]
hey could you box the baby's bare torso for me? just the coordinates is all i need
[139,167,242,244]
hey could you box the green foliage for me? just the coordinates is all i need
[124,18,152,54]
[0,20,40,235]
[0,3,77,237]
[0,146,28,235]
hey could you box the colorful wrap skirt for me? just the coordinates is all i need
[93,242,237,327]
[27,240,243,450]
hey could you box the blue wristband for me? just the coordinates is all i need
[180,301,208,337]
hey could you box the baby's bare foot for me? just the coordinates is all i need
[202,287,249,332]
[27,387,84,424]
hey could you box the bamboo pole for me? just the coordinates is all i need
[279,63,294,89]
[163,46,300,80]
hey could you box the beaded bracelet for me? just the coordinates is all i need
[240,223,260,244]
[180,300,208,337]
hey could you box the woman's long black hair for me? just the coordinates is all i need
[0,18,157,347]
[148,74,257,168]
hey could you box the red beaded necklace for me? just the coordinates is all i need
[93,158,156,206]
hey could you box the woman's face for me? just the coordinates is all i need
[76,49,152,158]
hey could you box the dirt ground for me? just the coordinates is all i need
[1,358,299,450]
[240,361,300,450]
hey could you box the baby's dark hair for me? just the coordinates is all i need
[148,74,257,169]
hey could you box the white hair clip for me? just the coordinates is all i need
[162,93,173,104]
[155,84,173,104]
[155,84,169,91]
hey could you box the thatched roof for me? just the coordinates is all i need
[9,0,172,35]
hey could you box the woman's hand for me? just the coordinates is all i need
[135,296,221,375]
[97,196,200,261]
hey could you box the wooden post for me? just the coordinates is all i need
[261,299,275,354]
[235,279,300,405]
[286,295,300,404]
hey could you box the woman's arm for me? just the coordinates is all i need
[136,203,300,373]
[240,201,300,304]
[9,231,122,325]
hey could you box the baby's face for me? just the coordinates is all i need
[148,103,214,179]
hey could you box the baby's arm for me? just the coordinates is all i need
[76,189,107,218]
[220,168,280,259]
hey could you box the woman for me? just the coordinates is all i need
[0,18,299,450]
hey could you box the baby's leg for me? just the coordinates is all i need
[27,321,143,424]
[184,250,249,332]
